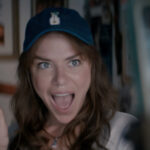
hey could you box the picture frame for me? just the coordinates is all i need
[0,0,19,59]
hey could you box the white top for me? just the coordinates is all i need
[104,112,136,150]
[9,112,137,150]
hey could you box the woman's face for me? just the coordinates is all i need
[30,33,91,125]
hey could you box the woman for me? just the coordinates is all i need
[0,8,136,150]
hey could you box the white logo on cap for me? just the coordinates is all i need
[49,12,60,25]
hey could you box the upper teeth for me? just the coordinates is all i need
[54,93,70,97]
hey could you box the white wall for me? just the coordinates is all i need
[0,60,18,84]
[0,0,31,127]
[0,0,31,84]
[68,0,85,17]
[19,0,32,52]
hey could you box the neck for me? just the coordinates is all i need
[45,114,67,137]
[43,123,84,150]
[49,127,64,138]
[44,123,65,138]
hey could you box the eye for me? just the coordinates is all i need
[38,62,51,69]
[69,59,81,67]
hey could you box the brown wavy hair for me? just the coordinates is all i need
[9,32,118,150]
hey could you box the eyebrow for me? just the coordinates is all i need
[33,55,51,62]
[65,53,81,61]
[33,53,81,62]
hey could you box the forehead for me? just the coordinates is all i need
[31,32,87,55]
[28,32,91,63]
[33,32,80,50]
[29,33,82,62]
[34,33,77,55]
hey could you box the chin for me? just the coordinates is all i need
[54,113,77,125]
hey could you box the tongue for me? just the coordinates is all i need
[53,95,72,109]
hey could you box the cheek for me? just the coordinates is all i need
[81,65,91,83]
[75,67,91,111]
[76,66,91,93]
[31,72,49,96]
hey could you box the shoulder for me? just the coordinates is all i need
[106,111,137,150]
[110,111,137,127]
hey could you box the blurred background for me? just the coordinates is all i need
[0,0,150,149]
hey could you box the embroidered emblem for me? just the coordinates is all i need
[49,12,60,25]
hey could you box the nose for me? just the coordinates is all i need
[52,66,67,87]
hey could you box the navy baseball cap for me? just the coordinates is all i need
[23,7,94,52]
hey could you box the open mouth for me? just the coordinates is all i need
[51,93,74,111]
